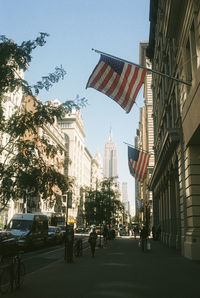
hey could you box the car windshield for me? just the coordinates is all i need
[7,219,32,231]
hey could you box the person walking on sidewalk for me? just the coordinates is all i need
[140,226,148,252]
[88,228,98,257]
[103,225,108,245]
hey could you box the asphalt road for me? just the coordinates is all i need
[23,234,89,274]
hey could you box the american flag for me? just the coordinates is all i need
[128,146,150,182]
[86,54,146,113]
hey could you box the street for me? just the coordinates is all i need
[5,236,200,298]
[22,234,89,274]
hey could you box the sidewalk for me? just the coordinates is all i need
[7,237,200,298]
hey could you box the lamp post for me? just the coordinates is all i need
[64,194,68,262]
[64,191,72,262]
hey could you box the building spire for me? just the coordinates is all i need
[109,125,112,142]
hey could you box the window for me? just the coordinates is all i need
[185,39,192,83]
[59,122,71,128]
[189,21,197,76]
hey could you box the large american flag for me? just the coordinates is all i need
[86,54,146,113]
[128,146,150,182]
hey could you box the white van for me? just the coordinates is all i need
[6,213,48,249]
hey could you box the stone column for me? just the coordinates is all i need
[168,170,177,248]
[184,146,200,260]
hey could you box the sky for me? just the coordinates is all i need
[1,0,150,215]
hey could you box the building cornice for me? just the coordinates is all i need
[62,114,85,139]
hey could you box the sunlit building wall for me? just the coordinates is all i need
[57,104,86,225]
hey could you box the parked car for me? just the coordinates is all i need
[48,226,62,244]
[6,213,48,250]
[0,231,19,257]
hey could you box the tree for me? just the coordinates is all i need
[84,178,123,227]
[0,33,87,211]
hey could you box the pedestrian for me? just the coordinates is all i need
[65,225,74,263]
[152,225,156,240]
[103,225,108,245]
[111,228,115,239]
[88,228,98,257]
[133,227,137,239]
[156,225,161,240]
[140,226,148,252]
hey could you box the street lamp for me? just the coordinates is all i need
[64,191,72,262]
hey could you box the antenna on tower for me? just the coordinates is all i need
[109,124,112,141]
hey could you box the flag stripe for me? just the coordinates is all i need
[114,64,132,102]
[98,68,115,91]
[137,152,146,180]
[108,64,129,100]
[137,152,148,180]
[97,68,117,93]
[116,64,135,106]
[139,152,149,181]
[125,68,146,113]
[106,73,121,96]
[87,61,108,88]
[142,154,150,179]
[121,66,140,109]
[126,69,147,113]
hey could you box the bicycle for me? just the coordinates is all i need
[0,251,25,294]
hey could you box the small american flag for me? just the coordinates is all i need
[86,54,146,113]
[128,146,150,182]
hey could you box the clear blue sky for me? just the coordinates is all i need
[1,0,150,215]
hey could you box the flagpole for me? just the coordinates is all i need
[123,142,150,154]
[92,48,191,86]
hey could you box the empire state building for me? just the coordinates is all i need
[103,128,118,178]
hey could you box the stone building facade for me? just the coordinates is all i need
[147,0,200,260]
[57,105,86,225]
